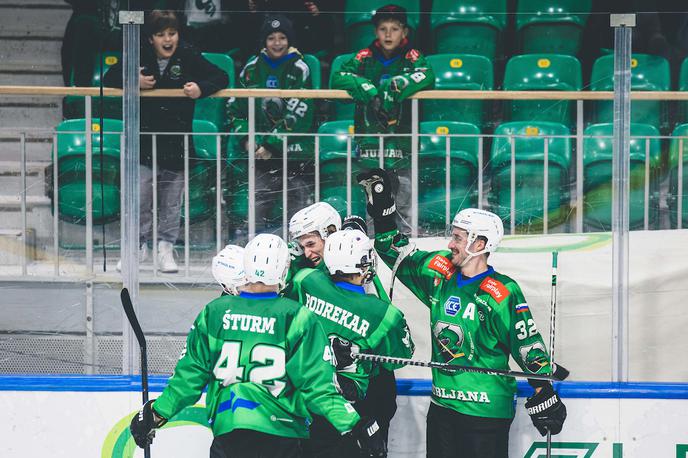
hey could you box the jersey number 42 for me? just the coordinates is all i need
[213,341,286,396]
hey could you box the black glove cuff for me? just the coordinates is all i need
[373,215,397,234]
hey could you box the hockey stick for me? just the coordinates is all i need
[547,251,559,458]
[352,353,565,382]
[121,288,151,458]
[388,242,415,300]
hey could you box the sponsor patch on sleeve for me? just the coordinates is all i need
[405,49,420,62]
[427,255,456,280]
[479,277,509,303]
[355,48,372,61]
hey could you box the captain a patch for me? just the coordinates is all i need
[443,296,462,316]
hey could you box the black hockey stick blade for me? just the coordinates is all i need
[352,353,565,382]
[121,288,146,350]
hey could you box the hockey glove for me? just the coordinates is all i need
[330,336,356,370]
[357,168,398,233]
[130,399,167,448]
[336,373,364,402]
[525,383,567,436]
[342,215,368,234]
[351,417,387,457]
[528,363,570,389]
[365,96,393,131]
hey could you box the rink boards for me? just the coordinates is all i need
[0,376,687,457]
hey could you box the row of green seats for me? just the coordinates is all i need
[51,118,221,228]
[52,115,688,233]
[343,0,592,58]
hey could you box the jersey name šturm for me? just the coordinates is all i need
[152,293,359,438]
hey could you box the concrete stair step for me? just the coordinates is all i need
[0,70,63,86]
[0,36,62,67]
[0,4,70,38]
[0,97,62,129]
[0,137,55,163]
[0,161,50,197]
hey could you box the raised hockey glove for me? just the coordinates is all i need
[330,336,356,370]
[351,417,387,457]
[525,383,567,436]
[357,168,398,233]
[130,399,167,448]
[342,215,368,234]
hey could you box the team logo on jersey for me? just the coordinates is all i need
[405,49,420,62]
[355,48,372,61]
[169,64,182,79]
[519,343,550,374]
[266,75,279,88]
[443,296,462,316]
[428,255,455,280]
[433,321,465,362]
[479,277,509,303]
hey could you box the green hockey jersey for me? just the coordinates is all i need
[331,39,435,170]
[374,230,553,419]
[288,268,415,400]
[227,47,314,163]
[152,292,360,438]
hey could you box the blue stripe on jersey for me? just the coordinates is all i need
[456,266,495,287]
[334,281,366,295]
[239,292,279,299]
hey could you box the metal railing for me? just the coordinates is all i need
[0,87,686,279]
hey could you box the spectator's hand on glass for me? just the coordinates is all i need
[183,82,201,99]
[139,68,156,90]
[255,146,272,160]
[304,2,320,16]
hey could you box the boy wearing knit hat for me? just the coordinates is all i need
[331,4,435,235]
[227,14,315,233]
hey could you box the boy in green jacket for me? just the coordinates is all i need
[331,4,434,234]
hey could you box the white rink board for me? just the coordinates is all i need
[1,387,687,458]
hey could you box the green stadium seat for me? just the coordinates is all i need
[302,54,322,90]
[183,120,221,224]
[53,118,122,224]
[193,53,235,131]
[503,54,582,124]
[590,54,670,131]
[423,54,494,128]
[668,124,688,228]
[317,121,367,217]
[583,123,661,231]
[419,121,480,230]
[344,0,421,53]
[430,0,507,60]
[489,121,571,232]
[64,51,123,120]
[516,0,592,56]
[678,58,688,124]
[329,53,357,121]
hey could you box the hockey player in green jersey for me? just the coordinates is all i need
[227,14,315,231]
[331,4,434,233]
[288,229,415,458]
[129,233,385,457]
[358,169,568,458]
[211,244,247,296]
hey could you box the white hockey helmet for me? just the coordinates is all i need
[211,244,247,295]
[289,202,342,242]
[244,234,290,290]
[323,229,376,283]
[451,208,504,260]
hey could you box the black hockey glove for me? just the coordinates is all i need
[342,215,368,235]
[357,168,398,233]
[365,96,393,131]
[130,399,167,448]
[330,336,356,370]
[528,363,570,389]
[351,417,387,457]
[336,373,364,402]
[525,383,567,436]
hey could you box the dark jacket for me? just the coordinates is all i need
[104,40,228,170]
